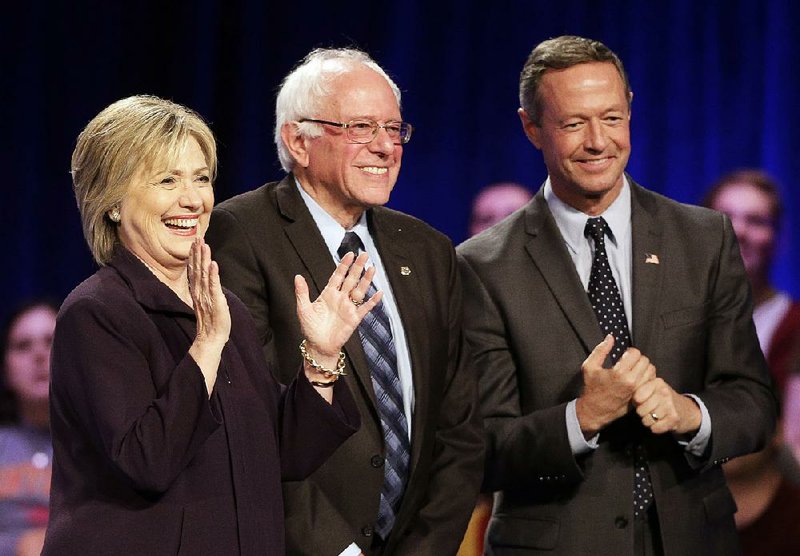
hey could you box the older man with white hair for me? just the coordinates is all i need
[206,48,483,556]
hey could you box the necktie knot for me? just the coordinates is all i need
[584,216,609,246]
[338,231,364,260]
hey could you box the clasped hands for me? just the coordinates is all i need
[575,334,702,439]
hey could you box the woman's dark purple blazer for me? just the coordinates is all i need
[42,247,359,555]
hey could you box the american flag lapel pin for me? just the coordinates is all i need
[644,253,660,265]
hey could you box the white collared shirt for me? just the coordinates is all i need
[544,176,634,331]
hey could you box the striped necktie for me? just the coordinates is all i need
[338,231,410,538]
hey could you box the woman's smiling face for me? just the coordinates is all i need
[117,136,214,277]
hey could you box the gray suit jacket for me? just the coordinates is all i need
[206,175,484,556]
[457,179,776,556]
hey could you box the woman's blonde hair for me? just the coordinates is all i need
[71,95,217,265]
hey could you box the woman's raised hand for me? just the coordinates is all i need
[187,238,231,396]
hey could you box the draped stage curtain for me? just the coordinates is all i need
[2,0,798,315]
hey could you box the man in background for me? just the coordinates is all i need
[468,182,533,237]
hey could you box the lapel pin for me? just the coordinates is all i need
[400,266,412,276]
[644,253,660,265]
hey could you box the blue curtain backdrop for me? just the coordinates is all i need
[2,0,798,317]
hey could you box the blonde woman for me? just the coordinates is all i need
[43,96,378,555]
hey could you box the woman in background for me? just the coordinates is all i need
[42,95,379,555]
[704,169,800,392]
[0,300,57,556]
[705,169,800,555]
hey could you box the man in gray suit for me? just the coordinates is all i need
[206,48,483,556]
[457,35,776,555]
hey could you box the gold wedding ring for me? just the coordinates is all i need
[350,295,365,306]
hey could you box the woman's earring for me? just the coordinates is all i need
[109,207,121,223]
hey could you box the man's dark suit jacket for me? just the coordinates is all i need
[206,175,484,555]
[457,179,777,556]
[43,247,359,556]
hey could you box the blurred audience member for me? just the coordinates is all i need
[0,300,58,556]
[707,170,800,553]
[705,170,800,463]
[468,182,532,237]
[783,374,800,470]
[724,419,800,556]
[704,169,800,393]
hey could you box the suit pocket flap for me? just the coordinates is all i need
[661,302,709,329]
[703,485,737,522]
[488,515,560,550]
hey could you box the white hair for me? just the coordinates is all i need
[274,48,402,172]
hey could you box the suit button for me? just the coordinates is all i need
[361,525,373,537]
[615,516,628,529]
[371,455,384,468]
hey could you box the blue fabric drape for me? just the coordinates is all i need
[3,0,798,315]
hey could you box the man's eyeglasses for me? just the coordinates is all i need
[299,118,413,145]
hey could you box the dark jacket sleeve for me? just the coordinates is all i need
[278,375,360,480]
[50,294,220,493]
[226,291,361,481]
[390,245,485,556]
[690,213,777,467]
[457,251,583,491]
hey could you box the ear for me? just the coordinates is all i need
[627,91,634,121]
[518,108,543,150]
[281,122,311,168]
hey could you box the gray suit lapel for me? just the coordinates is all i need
[524,191,603,355]
[276,177,381,417]
[629,181,664,361]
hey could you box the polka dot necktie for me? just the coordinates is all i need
[584,217,654,518]
[338,232,410,539]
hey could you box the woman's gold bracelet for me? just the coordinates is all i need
[299,339,347,379]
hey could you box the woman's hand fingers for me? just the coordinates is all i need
[191,239,231,344]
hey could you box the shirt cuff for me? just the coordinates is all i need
[677,394,712,457]
[339,542,362,556]
[567,399,599,455]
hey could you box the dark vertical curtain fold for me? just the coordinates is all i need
[3,0,798,315]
